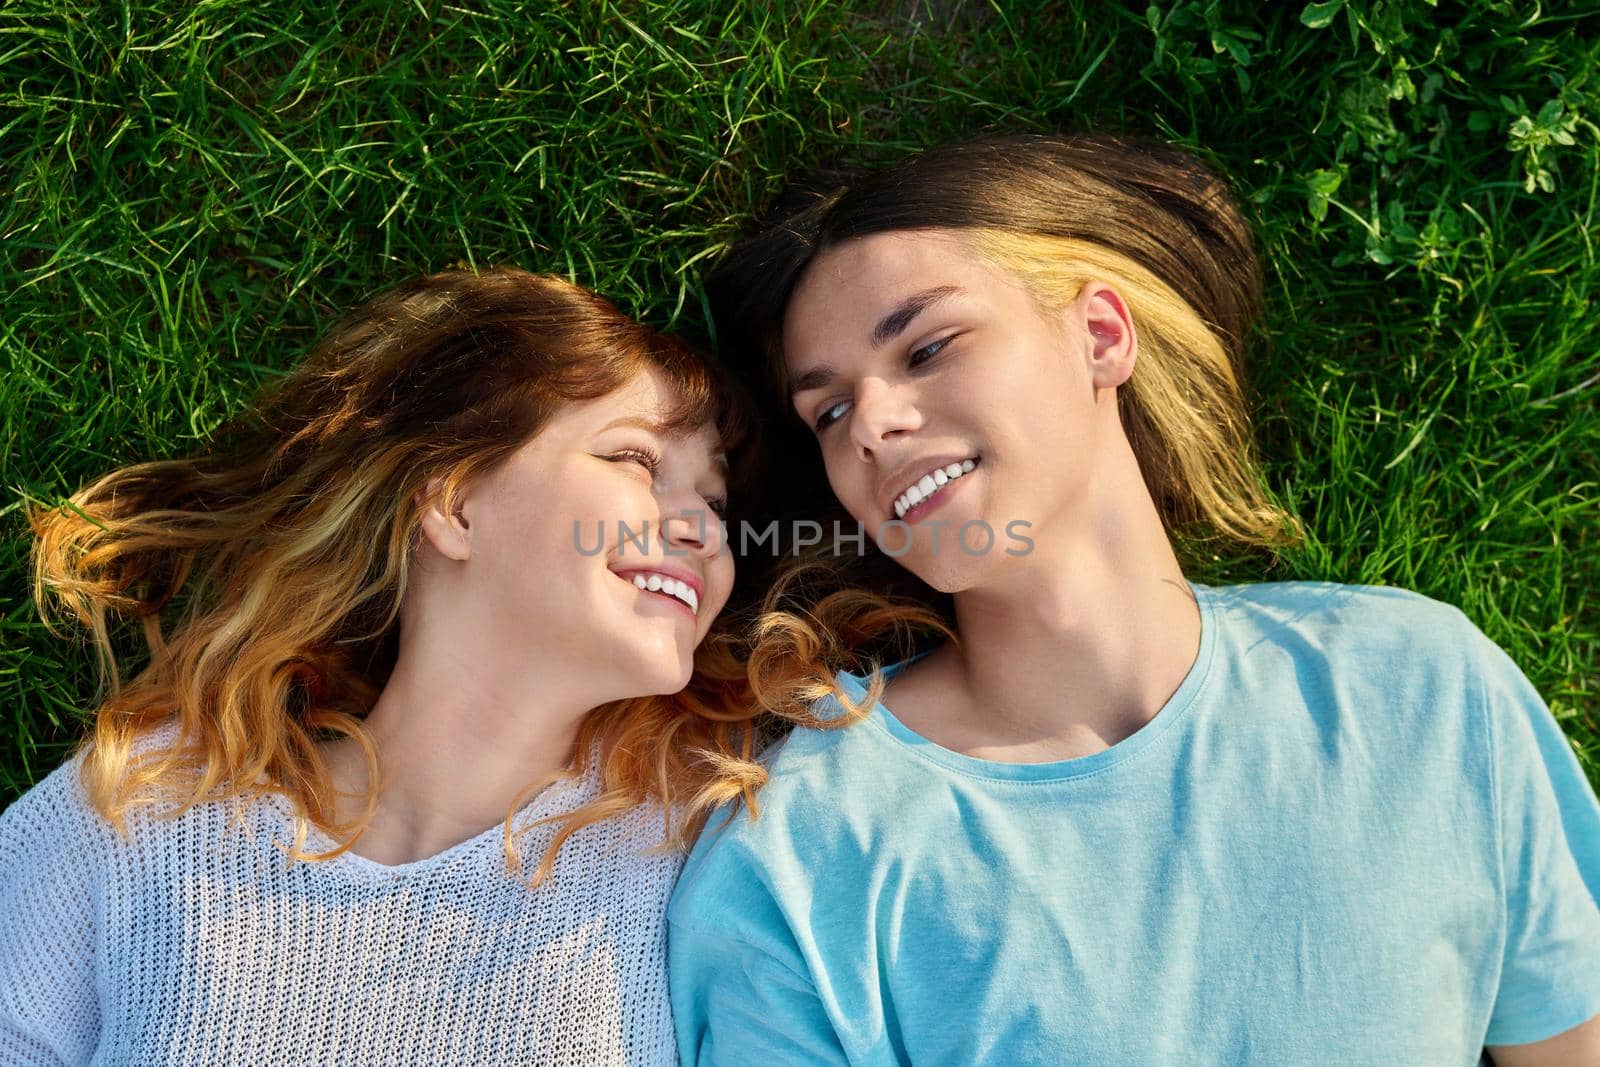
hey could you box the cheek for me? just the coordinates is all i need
[531,482,630,564]
[825,459,878,521]
[708,553,736,604]
[818,437,867,495]
[574,476,654,532]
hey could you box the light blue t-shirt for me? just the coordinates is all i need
[668,582,1600,1065]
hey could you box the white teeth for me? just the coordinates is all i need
[661,579,698,615]
[892,457,979,516]
[622,571,698,616]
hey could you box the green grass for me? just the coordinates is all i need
[2,0,1596,803]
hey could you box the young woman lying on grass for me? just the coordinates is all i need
[668,133,1600,1066]
[1,266,762,1066]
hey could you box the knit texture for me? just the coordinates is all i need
[0,725,683,1066]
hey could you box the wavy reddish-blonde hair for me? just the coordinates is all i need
[30,265,765,884]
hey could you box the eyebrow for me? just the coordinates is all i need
[788,285,964,399]
[871,285,962,347]
[598,415,678,435]
[787,364,837,400]
[597,415,673,435]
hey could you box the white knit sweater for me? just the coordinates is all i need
[0,730,683,1066]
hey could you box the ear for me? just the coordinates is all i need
[414,476,472,562]
[1074,283,1137,393]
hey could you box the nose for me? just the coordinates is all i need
[659,497,725,559]
[850,378,921,463]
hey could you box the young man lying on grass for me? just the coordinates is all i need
[668,133,1600,1067]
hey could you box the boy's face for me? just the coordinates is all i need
[781,229,1134,592]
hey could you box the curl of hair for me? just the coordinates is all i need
[30,265,765,884]
[744,558,957,734]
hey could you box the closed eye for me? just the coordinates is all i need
[604,446,661,473]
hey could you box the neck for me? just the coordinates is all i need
[935,435,1201,761]
[322,615,593,866]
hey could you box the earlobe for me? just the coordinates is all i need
[415,478,472,562]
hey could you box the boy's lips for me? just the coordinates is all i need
[879,454,981,519]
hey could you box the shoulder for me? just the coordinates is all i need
[671,727,847,863]
[1206,579,1473,635]
[668,717,898,928]
[1203,580,1542,750]
[0,752,107,854]
[1,718,284,872]
[0,751,123,917]
[1203,580,1493,671]
[3,716,190,821]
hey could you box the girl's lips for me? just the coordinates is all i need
[609,565,703,599]
[616,571,695,620]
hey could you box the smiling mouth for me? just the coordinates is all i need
[891,456,980,521]
[613,569,699,617]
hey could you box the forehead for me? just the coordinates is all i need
[782,230,983,362]
[550,367,725,459]
[594,364,678,418]
[621,374,728,470]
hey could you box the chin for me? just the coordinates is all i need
[906,550,999,595]
[916,569,976,595]
[650,661,695,696]
[620,638,695,696]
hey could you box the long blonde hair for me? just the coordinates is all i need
[31,265,765,883]
[707,132,1300,724]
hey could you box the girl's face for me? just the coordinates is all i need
[782,229,1134,592]
[442,366,734,699]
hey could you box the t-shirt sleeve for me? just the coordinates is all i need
[1473,629,1600,1046]
[0,761,104,1066]
[668,917,850,1067]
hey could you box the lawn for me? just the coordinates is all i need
[2,0,1596,803]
